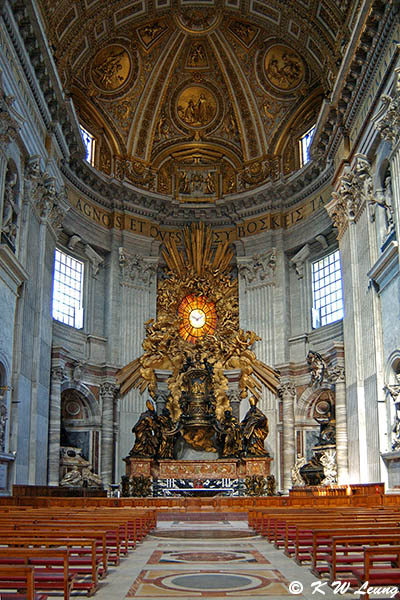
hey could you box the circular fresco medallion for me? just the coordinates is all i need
[264,44,304,91]
[91,45,131,92]
[176,86,217,129]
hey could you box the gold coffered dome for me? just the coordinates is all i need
[39,0,355,201]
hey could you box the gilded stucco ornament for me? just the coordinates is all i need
[39,0,344,189]
[264,45,304,91]
[177,86,217,129]
[116,224,280,423]
[91,45,131,92]
[228,20,260,49]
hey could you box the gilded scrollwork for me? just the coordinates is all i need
[117,224,280,423]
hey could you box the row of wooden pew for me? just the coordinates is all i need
[248,506,400,599]
[0,506,156,599]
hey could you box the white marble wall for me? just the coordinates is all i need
[116,240,158,481]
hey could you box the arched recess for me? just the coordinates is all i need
[60,381,101,476]
[296,386,333,459]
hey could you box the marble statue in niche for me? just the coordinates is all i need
[1,165,19,250]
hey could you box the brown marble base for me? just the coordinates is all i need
[125,456,271,479]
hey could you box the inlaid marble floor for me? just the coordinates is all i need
[72,513,376,600]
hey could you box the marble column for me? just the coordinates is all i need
[47,365,65,485]
[100,382,116,486]
[329,365,349,484]
[279,382,296,493]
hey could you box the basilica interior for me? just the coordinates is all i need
[0,0,400,503]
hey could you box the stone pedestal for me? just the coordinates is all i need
[381,451,400,489]
[124,456,271,479]
[124,457,153,478]
[0,452,15,496]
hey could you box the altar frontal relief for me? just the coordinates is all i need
[117,224,279,467]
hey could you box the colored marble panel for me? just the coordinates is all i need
[126,569,292,597]
[147,548,270,564]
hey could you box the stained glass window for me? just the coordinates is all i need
[178,295,217,344]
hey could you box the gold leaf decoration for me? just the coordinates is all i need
[116,223,280,421]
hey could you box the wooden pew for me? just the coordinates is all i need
[0,548,73,600]
[0,528,109,577]
[0,565,47,600]
[351,545,400,600]
[310,526,400,575]
[0,536,100,595]
[328,534,400,584]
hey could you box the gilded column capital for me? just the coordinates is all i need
[325,155,372,239]
[328,365,345,384]
[237,248,276,289]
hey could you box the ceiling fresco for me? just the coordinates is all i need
[38,0,358,202]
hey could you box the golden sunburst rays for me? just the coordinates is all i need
[253,360,281,396]
[162,222,234,278]
[115,357,142,396]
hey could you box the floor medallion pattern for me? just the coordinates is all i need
[126,568,292,597]
[148,548,270,564]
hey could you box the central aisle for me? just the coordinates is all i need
[80,512,352,600]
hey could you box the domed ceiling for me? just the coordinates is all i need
[39,0,355,202]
